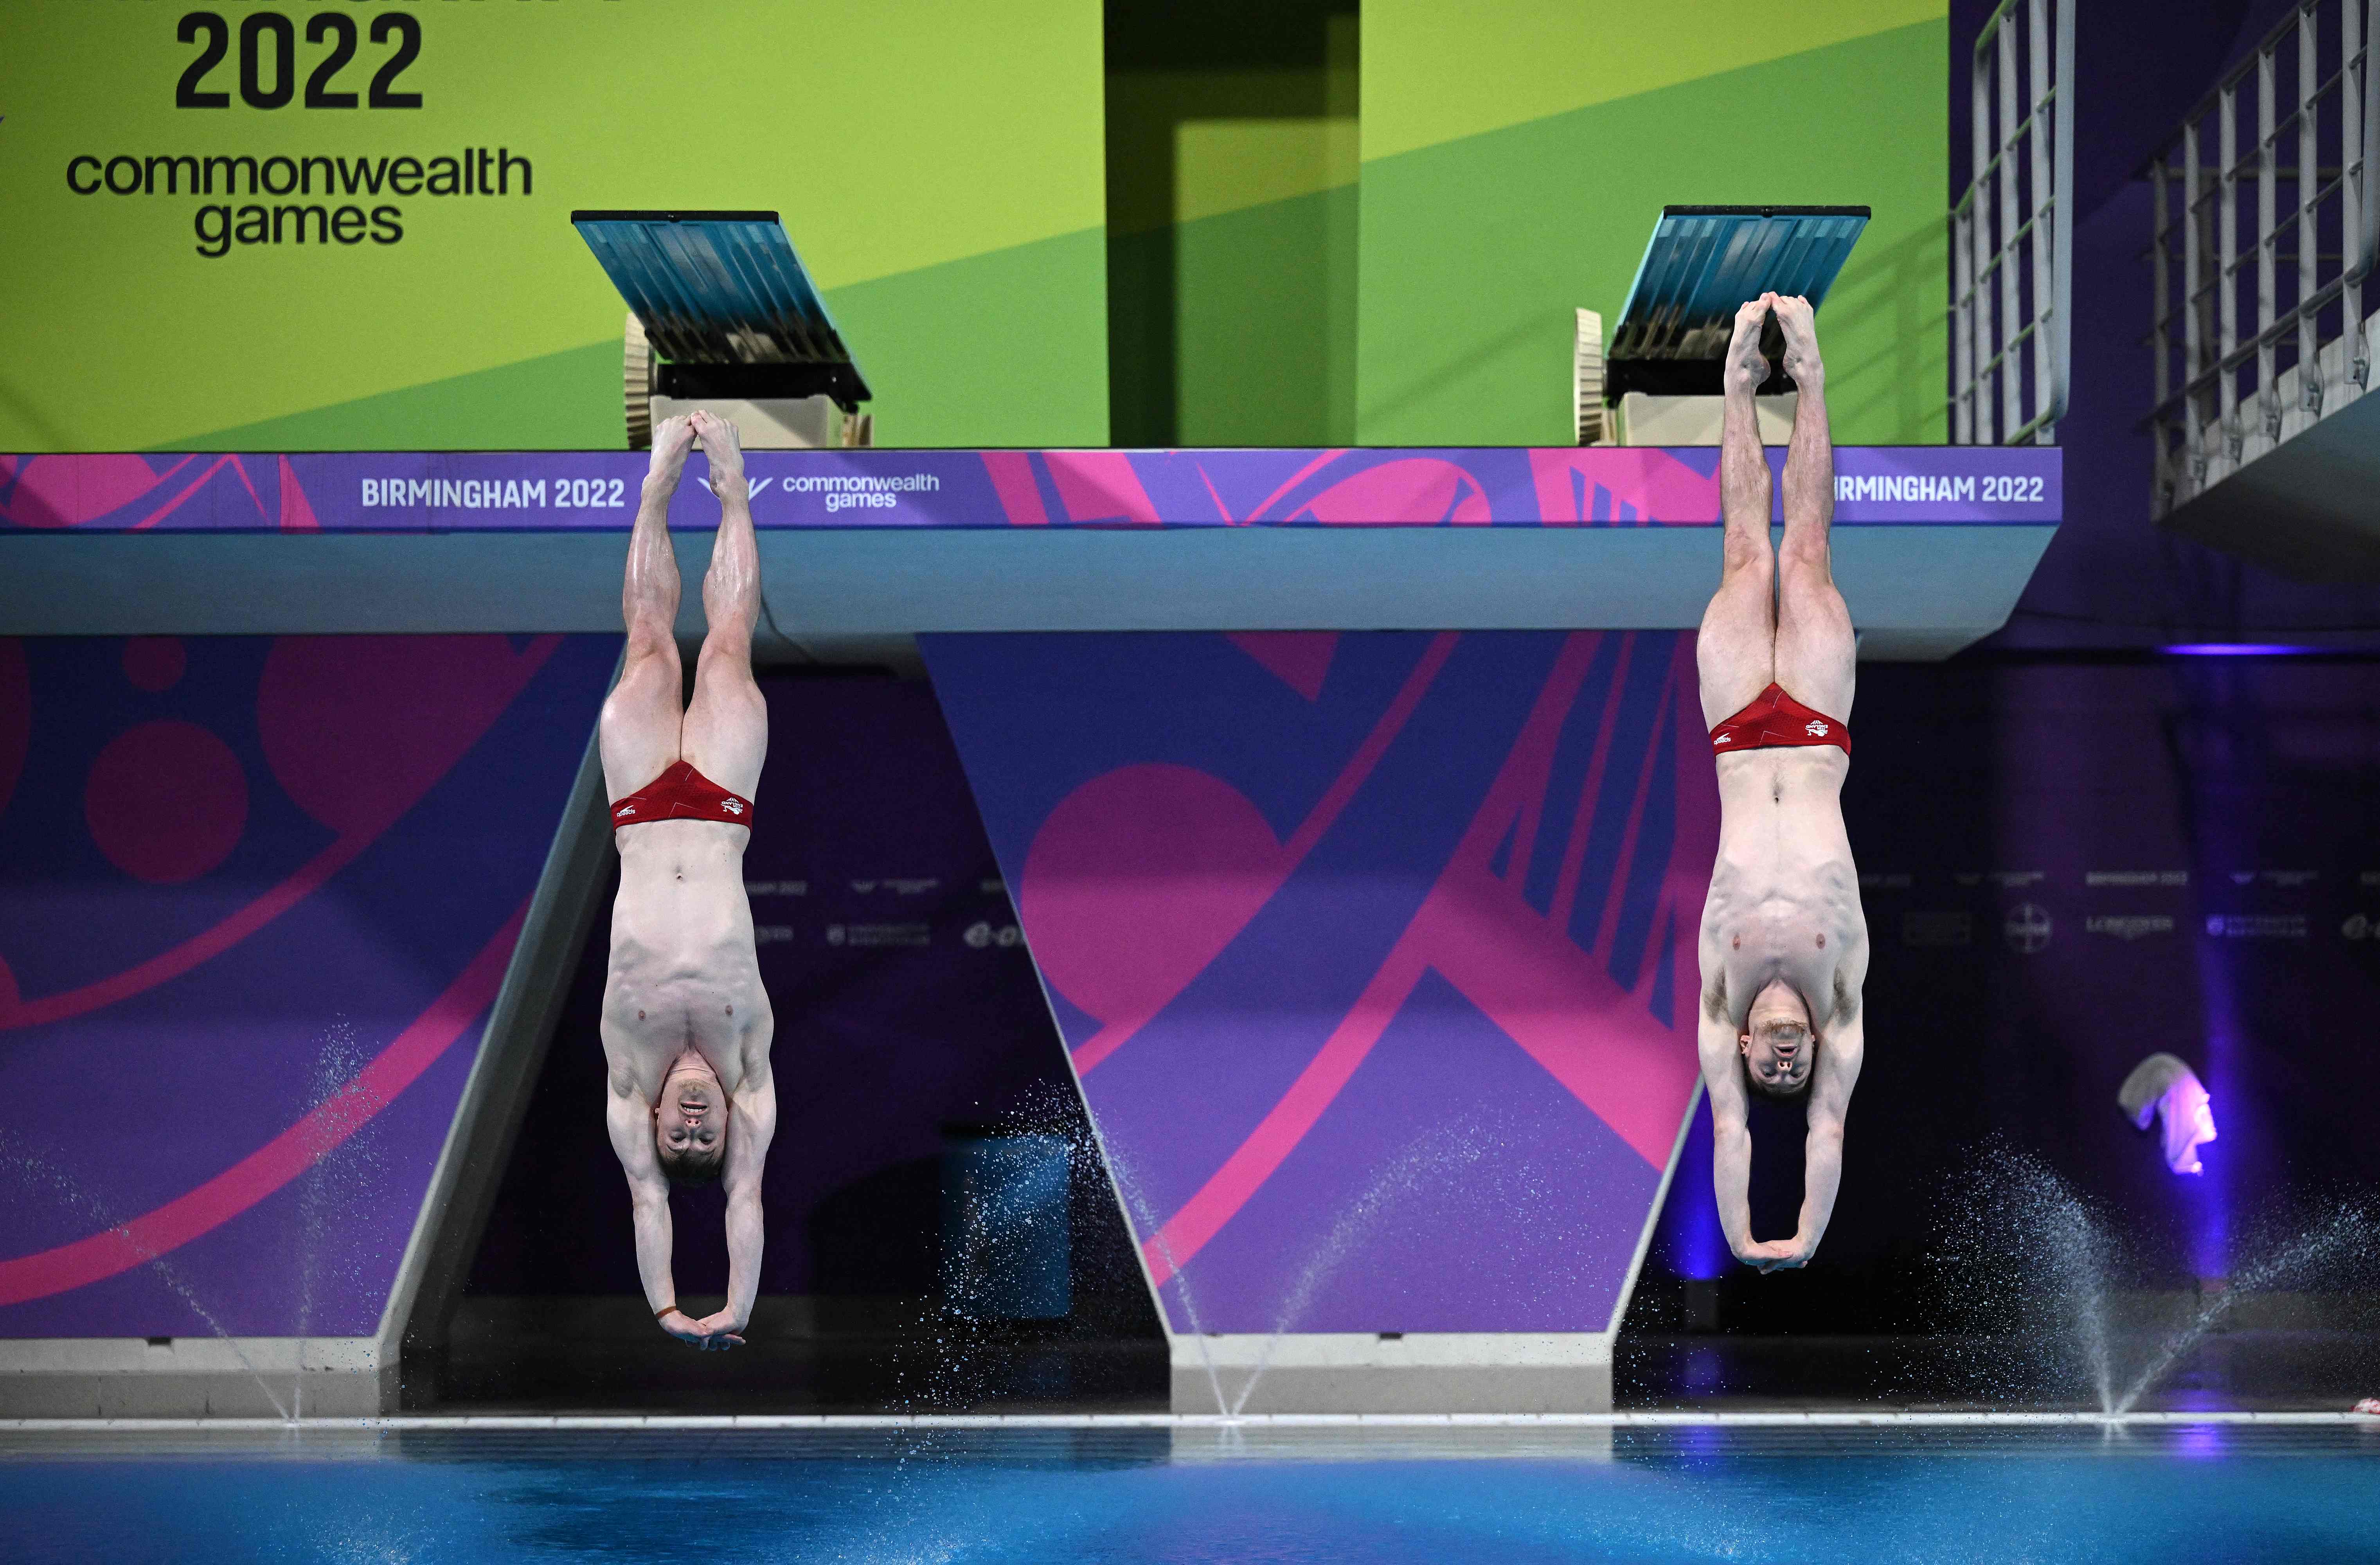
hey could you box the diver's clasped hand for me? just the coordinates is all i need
[1733,1234,1815,1273]
[657,1306,748,1351]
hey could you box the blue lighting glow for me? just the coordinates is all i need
[1660,1093,1731,1280]
[2160,644,2313,657]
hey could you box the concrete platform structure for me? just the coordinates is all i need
[0,443,2060,1419]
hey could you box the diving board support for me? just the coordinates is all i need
[390,720,619,1410]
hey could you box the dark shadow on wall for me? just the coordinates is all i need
[1105,0,1358,447]
[1623,654,2380,1391]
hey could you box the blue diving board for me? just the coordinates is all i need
[572,210,871,409]
[1607,206,1870,398]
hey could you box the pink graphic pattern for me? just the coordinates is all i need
[0,903,527,1305]
[1011,633,1714,1290]
[1024,636,1459,1075]
[0,636,558,1032]
[0,446,2060,532]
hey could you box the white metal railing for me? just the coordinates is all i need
[2148,0,2378,517]
[1952,0,2075,446]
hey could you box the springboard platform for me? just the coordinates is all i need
[1,446,2059,660]
[0,444,2063,1421]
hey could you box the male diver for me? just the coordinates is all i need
[600,410,778,1348]
[1695,293,1868,1274]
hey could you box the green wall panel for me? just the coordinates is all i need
[171,226,1114,452]
[0,1,1106,452]
[171,342,622,453]
[1356,20,1948,448]
[829,228,1112,449]
[1110,185,1356,448]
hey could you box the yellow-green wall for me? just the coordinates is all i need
[1355,2,1949,446]
[2,2,1950,454]
[0,0,1108,451]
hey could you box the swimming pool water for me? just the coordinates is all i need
[3,1425,2376,1563]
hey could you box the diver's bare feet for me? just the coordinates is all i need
[689,408,746,491]
[1771,294,1824,390]
[1723,293,1774,398]
[646,414,696,493]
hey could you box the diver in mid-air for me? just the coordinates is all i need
[597,410,778,1347]
[1693,293,1868,1273]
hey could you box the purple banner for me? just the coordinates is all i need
[926,630,1716,1334]
[2,446,2060,534]
[0,633,616,1338]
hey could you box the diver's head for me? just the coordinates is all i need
[1739,979,1816,1099]
[653,1050,728,1185]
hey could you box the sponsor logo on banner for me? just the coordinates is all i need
[769,470,944,514]
[2085,870,2189,887]
[2343,914,2373,940]
[2004,903,2053,954]
[2087,915,2175,941]
[745,880,809,897]
[2216,869,2320,889]
[826,923,932,948]
[1903,912,1973,948]
[755,925,795,946]
[981,878,1007,895]
[2205,914,2308,939]
[1956,871,2045,889]
[1860,873,1913,890]
[964,921,1025,950]
[2362,871,2380,887]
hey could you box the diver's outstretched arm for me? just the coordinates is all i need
[705,1061,777,1343]
[605,1074,690,1341]
[1790,999,1864,1264]
[1698,988,1770,1267]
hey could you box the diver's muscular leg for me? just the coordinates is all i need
[1697,294,1780,730]
[680,410,768,800]
[601,415,694,799]
[1770,296,1856,722]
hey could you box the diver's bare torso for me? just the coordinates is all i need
[1700,747,1866,1032]
[599,818,774,1099]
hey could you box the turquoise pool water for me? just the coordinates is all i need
[2,1425,2376,1563]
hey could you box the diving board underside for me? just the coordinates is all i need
[0,525,2048,661]
[2157,379,2380,581]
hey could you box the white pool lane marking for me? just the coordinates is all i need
[3,1410,2374,1432]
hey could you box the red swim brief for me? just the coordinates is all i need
[610,759,754,830]
[1709,682,1851,756]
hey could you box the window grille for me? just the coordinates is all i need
[1952,0,2075,446]
[2146,0,2377,518]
